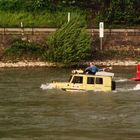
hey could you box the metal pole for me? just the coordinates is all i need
[68,12,70,22]
[21,22,24,36]
[100,37,103,51]
[99,22,104,51]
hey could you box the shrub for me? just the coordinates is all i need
[44,17,92,64]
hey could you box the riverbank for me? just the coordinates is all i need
[0,61,61,68]
[0,60,139,68]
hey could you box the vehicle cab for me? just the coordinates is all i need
[49,70,116,92]
[66,72,115,91]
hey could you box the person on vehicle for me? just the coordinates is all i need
[84,62,99,74]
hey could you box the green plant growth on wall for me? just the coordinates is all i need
[4,39,43,60]
[44,17,92,64]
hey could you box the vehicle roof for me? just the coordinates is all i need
[72,73,112,78]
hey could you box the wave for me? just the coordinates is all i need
[40,82,140,93]
[115,88,133,92]
[114,84,140,92]
[40,83,53,90]
[133,84,140,91]
[115,78,130,82]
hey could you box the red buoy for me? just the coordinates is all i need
[131,64,140,81]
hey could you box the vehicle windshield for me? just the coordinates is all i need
[72,76,83,84]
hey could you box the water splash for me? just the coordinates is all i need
[114,84,140,92]
[115,88,133,92]
[115,78,130,82]
[133,84,140,91]
[40,83,53,90]
[115,77,140,91]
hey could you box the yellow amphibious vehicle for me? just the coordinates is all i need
[49,70,116,92]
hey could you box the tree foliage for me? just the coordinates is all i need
[0,0,139,26]
[45,17,92,64]
[96,0,139,26]
[0,0,139,12]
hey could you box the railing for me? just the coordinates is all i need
[0,28,56,35]
[0,28,140,35]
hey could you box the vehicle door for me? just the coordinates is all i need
[85,76,95,90]
[95,77,104,91]
[70,76,84,90]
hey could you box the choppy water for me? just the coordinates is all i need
[0,66,140,140]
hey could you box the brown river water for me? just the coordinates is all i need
[0,66,140,140]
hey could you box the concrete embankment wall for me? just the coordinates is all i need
[0,28,140,50]
[89,29,140,50]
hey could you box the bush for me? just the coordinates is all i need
[44,17,92,64]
